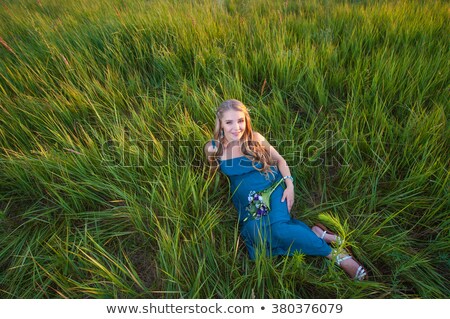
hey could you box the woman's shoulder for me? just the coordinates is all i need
[253,132,266,142]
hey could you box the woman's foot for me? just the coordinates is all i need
[333,250,368,280]
[312,224,341,245]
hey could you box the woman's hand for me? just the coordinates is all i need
[281,185,294,212]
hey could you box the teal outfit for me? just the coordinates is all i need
[214,141,332,260]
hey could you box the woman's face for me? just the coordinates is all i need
[221,109,246,142]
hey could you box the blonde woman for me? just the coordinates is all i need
[204,99,367,280]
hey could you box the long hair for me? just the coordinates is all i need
[211,99,274,175]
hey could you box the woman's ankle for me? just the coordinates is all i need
[334,251,368,280]
[312,226,338,244]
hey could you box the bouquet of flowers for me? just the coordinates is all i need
[244,178,284,221]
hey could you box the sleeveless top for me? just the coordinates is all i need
[212,140,286,224]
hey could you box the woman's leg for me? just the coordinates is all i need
[311,226,367,280]
[270,220,332,256]
[311,225,339,244]
[325,251,368,280]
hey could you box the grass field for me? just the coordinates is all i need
[0,0,448,298]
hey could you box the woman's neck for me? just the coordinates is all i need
[222,139,241,150]
[221,139,244,159]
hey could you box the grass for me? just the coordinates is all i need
[0,0,448,298]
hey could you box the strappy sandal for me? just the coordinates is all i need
[315,223,343,247]
[334,250,368,281]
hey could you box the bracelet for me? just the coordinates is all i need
[283,175,294,182]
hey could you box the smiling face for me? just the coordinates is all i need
[220,109,246,143]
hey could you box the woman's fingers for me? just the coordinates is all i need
[286,198,293,212]
[281,190,294,212]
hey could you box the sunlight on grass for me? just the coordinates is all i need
[0,0,448,298]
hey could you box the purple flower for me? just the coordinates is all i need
[244,178,285,221]
[256,208,264,216]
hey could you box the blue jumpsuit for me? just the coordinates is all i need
[218,150,332,260]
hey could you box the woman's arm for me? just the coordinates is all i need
[254,132,295,212]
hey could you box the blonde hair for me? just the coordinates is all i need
[210,99,274,175]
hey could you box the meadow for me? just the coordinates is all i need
[0,0,448,298]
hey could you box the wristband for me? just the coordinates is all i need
[283,175,294,182]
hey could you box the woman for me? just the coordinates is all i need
[204,99,367,280]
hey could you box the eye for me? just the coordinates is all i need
[225,121,232,125]
[238,119,244,123]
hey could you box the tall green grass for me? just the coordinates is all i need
[0,0,448,298]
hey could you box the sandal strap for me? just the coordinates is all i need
[354,266,367,280]
[333,249,368,280]
[335,255,352,266]
[321,230,327,239]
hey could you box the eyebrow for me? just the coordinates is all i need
[225,117,245,122]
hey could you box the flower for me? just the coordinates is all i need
[244,178,284,221]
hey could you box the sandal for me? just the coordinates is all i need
[334,249,368,281]
[314,223,343,246]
